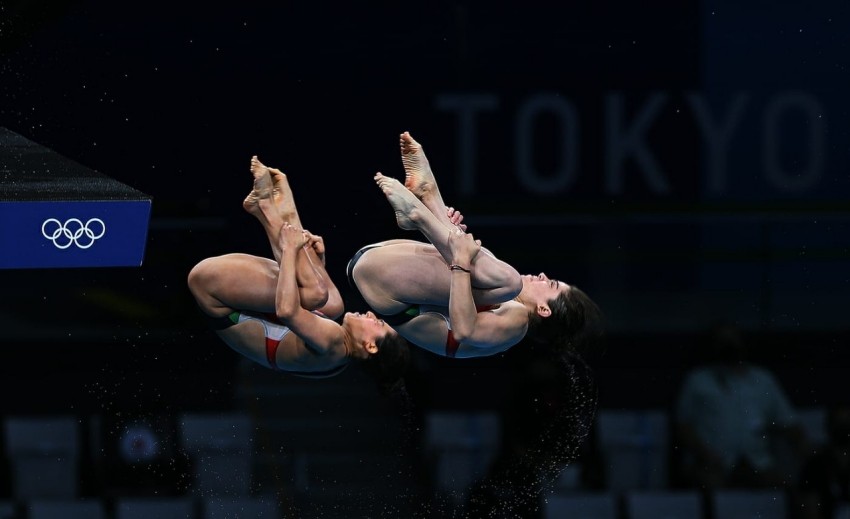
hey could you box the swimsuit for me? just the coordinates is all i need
[421,305,496,358]
[202,309,347,379]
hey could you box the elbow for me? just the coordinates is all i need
[450,328,471,344]
[505,271,523,300]
[275,302,297,322]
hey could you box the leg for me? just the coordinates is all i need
[265,161,342,315]
[267,165,303,229]
[400,131,457,230]
[399,131,497,259]
[186,253,285,368]
[375,173,521,298]
[188,253,279,318]
[352,241,519,312]
[245,157,342,316]
[243,157,282,260]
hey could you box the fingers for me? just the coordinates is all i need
[465,232,482,248]
[447,206,468,232]
[281,222,306,243]
[451,229,480,245]
[298,229,326,254]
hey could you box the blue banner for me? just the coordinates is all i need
[0,200,151,269]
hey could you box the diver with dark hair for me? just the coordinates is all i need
[188,156,409,390]
[347,131,603,359]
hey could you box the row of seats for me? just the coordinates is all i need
[0,497,279,519]
[3,412,254,499]
[545,490,801,519]
[422,407,828,497]
[588,406,826,491]
[2,406,830,505]
[2,410,502,501]
[1,491,840,519]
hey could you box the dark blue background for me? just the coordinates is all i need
[0,0,847,506]
[0,0,847,404]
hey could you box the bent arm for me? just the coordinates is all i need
[280,229,344,318]
[447,267,478,343]
[445,232,481,342]
[274,225,345,355]
[457,306,528,349]
[446,267,527,348]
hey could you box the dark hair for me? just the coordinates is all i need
[358,331,412,396]
[526,285,603,355]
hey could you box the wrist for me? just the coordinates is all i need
[449,263,471,273]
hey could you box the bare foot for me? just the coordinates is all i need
[400,131,437,200]
[267,166,302,228]
[374,172,422,230]
[243,155,274,215]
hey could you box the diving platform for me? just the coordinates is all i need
[0,127,151,268]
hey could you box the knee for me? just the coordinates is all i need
[322,288,345,320]
[187,257,220,298]
[507,271,523,299]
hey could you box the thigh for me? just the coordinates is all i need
[189,253,280,315]
[353,243,453,312]
[353,242,519,310]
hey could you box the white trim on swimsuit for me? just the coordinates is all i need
[236,312,292,341]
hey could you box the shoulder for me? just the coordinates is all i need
[288,308,346,356]
[486,301,530,330]
[495,300,529,317]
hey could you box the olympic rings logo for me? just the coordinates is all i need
[41,218,106,249]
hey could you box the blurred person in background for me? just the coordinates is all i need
[674,322,810,490]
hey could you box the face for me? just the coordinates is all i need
[521,272,571,305]
[343,311,391,354]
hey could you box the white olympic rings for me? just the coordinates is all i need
[41,218,106,249]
